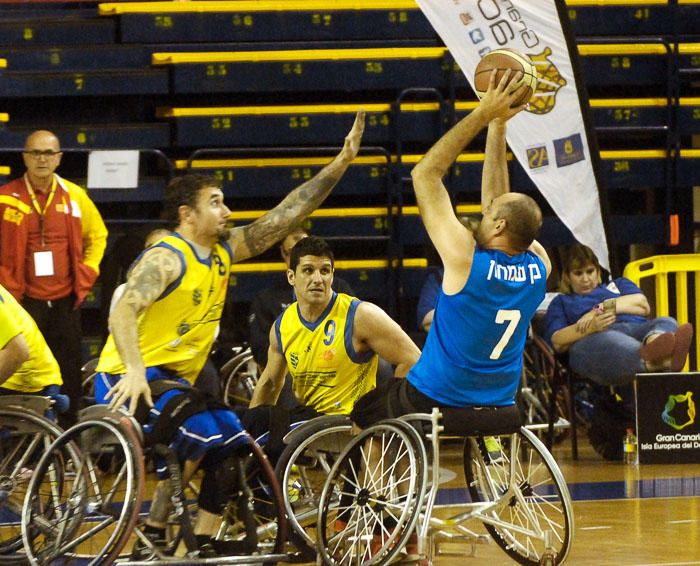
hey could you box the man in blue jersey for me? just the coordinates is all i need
[352,70,551,426]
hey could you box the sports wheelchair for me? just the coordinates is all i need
[21,401,288,565]
[20,402,354,564]
[0,395,78,564]
[316,405,574,565]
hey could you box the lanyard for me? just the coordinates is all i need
[25,174,58,246]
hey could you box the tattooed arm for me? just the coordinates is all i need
[105,246,183,414]
[227,110,365,262]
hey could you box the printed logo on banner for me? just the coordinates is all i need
[527,47,567,115]
[553,133,585,167]
[459,12,473,25]
[469,29,484,44]
[526,145,549,171]
[662,392,696,431]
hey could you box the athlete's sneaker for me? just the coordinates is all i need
[484,436,503,463]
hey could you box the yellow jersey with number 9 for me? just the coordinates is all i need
[275,292,378,415]
[97,234,231,383]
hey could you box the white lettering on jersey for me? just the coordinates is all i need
[487,260,542,285]
[528,263,543,285]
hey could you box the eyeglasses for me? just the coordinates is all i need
[23,150,62,158]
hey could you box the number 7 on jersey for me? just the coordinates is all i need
[490,309,521,360]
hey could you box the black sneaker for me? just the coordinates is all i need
[131,525,169,560]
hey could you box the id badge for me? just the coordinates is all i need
[34,250,55,277]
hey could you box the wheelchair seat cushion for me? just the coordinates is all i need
[440,404,523,437]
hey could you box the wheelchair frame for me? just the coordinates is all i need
[316,407,574,566]
[0,395,77,565]
[21,405,289,566]
[19,404,358,565]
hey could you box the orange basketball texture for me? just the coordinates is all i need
[474,49,538,107]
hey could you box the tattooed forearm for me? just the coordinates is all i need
[242,167,346,256]
[120,249,181,314]
[107,248,181,372]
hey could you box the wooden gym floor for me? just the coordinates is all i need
[432,434,700,565]
[6,430,700,564]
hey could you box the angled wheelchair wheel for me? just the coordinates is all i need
[22,416,144,566]
[221,350,259,408]
[274,415,354,557]
[214,434,287,559]
[0,408,77,564]
[317,420,427,566]
[463,427,574,565]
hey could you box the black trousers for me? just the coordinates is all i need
[23,294,83,425]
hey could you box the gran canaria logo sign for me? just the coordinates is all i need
[662,391,696,431]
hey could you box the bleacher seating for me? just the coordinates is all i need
[99,0,434,43]
[0,0,698,353]
[229,257,428,304]
[0,14,114,46]
[178,155,392,202]
[151,47,460,94]
[158,102,445,148]
[0,122,171,149]
[0,68,169,97]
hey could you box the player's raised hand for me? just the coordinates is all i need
[340,109,366,162]
[480,69,529,122]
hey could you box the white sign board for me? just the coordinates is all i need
[87,150,140,189]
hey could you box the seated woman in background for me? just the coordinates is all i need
[543,244,693,387]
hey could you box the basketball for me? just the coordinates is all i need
[473,48,538,107]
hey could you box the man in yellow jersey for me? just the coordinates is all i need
[94,111,365,558]
[0,282,66,416]
[244,235,420,460]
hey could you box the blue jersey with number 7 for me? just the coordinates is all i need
[408,247,546,407]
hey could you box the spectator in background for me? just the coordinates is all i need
[0,130,107,426]
[543,243,693,386]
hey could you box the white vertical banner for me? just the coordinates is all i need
[415,0,610,270]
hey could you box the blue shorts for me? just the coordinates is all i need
[96,367,247,476]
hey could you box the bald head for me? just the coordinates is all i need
[496,193,543,251]
[24,130,61,152]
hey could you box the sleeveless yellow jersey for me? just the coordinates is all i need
[97,234,231,383]
[0,283,61,392]
[275,292,378,415]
